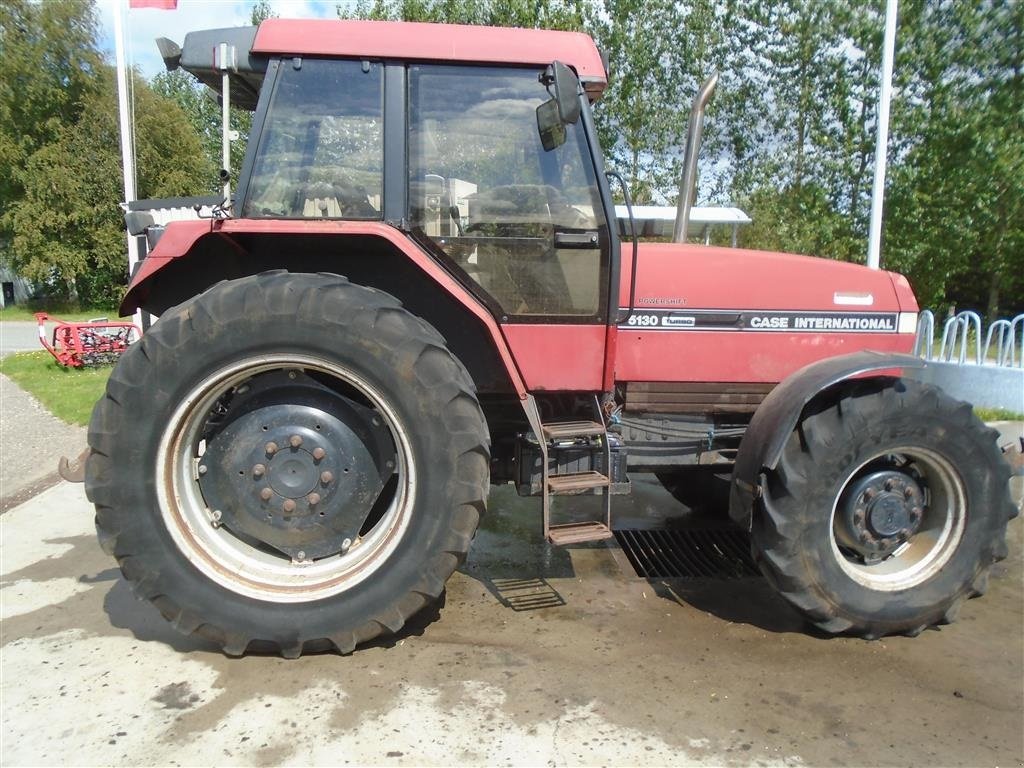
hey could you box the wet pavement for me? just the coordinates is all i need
[2,472,1021,767]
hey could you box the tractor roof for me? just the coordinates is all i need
[174,19,608,110]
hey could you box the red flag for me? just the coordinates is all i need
[128,0,177,9]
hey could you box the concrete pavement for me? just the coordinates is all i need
[1,475,1021,767]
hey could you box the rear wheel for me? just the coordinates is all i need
[86,272,489,657]
[752,380,1016,638]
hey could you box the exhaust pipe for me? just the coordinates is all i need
[672,71,719,244]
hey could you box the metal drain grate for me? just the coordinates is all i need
[614,528,761,579]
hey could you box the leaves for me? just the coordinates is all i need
[9,68,210,305]
[1,0,1020,316]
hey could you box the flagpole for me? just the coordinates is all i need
[113,0,140,278]
[867,0,898,270]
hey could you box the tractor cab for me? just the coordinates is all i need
[238,56,611,320]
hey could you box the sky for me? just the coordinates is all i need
[97,0,351,78]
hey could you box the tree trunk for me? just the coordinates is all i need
[986,269,1001,321]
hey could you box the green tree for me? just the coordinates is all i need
[339,0,583,27]
[0,0,103,239]
[150,0,278,193]
[9,68,210,306]
[722,0,885,262]
[885,0,1023,318]
[583,0,722,203]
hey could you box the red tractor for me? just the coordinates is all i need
[87,19,1016,657]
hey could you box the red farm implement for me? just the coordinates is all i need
[35,313,141,368]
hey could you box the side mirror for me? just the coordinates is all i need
[536,61,581,152]
[536,100,566,152]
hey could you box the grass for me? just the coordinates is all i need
[1,351,113,426]
[975,407,1024,422]
[0,305,118,322]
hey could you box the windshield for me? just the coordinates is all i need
[242,59,383,219]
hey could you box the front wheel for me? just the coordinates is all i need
[752,380,1016,638]
[86,272,489,657]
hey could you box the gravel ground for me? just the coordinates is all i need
[0,374,87,511]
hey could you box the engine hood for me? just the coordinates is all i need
[620,243,917,314]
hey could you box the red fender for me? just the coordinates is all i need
[121,219,530,397]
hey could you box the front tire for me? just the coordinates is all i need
[86,272,489,657]
[752,380,1016,638]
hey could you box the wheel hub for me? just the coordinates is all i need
[196,371,396,560]
[837,469,925,561]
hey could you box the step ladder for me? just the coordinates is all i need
[524,396,614,545]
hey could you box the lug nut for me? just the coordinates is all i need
[904,487,915,498]
[307,492,321,506]
[312,447,326,461]
[260,487,273,501]
[289,435,303,448]
[320,470,334,485]
[282,499,296,513]
[198,464,208,475]
[884,479,895,491]
[253,463,266,478]
[265,441,278,456]
[863,488,877,500]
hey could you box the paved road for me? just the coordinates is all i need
[0,320,42,357]
[2,473,1021,766]
[0,375,87,511]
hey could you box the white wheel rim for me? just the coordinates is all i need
[156,354,416,603]
[829,446,966,592]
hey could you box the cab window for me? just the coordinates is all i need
[243,59,383,219]
[408,65,608,319]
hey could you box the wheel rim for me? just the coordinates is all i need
[829,446,966,592]
[156,354,415,603]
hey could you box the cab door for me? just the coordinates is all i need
[406,64,613,391]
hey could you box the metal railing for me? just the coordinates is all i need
[915,309,1024,369]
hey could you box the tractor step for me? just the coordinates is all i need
[542,420,607,440]
[547,470,611,494]
[523,395,618,547]
[547,521,614,546]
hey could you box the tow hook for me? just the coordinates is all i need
[58,447,91,483]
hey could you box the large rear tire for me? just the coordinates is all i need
[752,379,1016,638]
[86,272,489,657]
